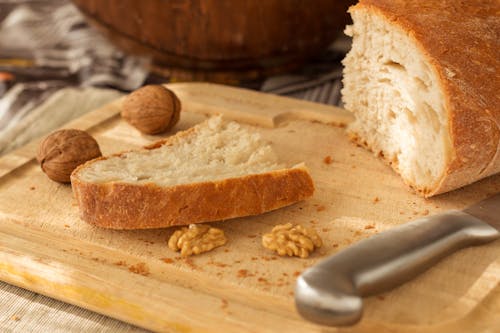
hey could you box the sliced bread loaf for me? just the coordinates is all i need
[342,0,500,197]
[71,116,314,229]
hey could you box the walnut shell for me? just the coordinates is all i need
[121,85,181,134]
[36,129,102,183]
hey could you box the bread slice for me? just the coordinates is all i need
[342,0,500,197]
[71,116,314,229]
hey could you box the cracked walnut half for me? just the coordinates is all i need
[168,224,227,256]
[262,223,322,258]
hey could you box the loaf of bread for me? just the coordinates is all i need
[71,116,314,229]
[342,0,499,197]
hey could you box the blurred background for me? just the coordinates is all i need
[0,0,354,155]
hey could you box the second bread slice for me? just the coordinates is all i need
[71,116,314,229]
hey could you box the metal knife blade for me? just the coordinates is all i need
[464,193,500,230]
[295,193,500,327]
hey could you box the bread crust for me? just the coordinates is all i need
[71,166,313,229]
[351,0,500,196]
[71,122,314,229]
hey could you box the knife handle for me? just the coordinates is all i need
[294,211,499,326]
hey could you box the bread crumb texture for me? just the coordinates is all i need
[71,116,314,229]
[262,223,322,258]
[78,116,283,186]
[342,0,500,196]
[168,224,227,257]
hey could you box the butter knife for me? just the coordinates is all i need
[295,193,500,326]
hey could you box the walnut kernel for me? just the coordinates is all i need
[262,223,322,258]
[121,85,181,134]
[37,129,102,183]
[168,224,227,257]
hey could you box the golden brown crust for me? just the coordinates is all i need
[353,0,500,196]
[71,166,314,229]
[71,123,314,229]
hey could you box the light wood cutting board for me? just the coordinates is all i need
[0,83,499,333]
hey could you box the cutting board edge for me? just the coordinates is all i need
[3,217,496,333]
[0,83,498,332]
[0,218,335,333]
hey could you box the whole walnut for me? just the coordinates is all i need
[121,85,181,134]
[36,129,102,183]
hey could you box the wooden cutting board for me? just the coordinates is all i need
[0,83,499,333]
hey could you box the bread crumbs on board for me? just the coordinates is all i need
[161,258,174,264]
[316,205,326,212]
[128,262,150,276]
[237,269,254,278]
[182,257,200,270]
[208,260,228,268]
[257,277,270,285]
